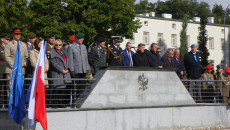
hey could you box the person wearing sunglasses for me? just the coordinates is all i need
[49,39,71,108]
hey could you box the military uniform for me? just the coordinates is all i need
[89,45,107,75]
[107,44,122,66]
[222,74,230,103]
[4,40,28,91]
[46,43,53,60]
[201,72,215,102]
[0,44,6,79]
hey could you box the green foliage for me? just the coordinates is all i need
[198,12,209,69]
[0,0,32,41]
[29,0,140,47]
[135,0,156,14]
[179,15,188,60]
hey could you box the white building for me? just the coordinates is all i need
[121,14,230,67]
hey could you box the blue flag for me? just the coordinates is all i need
[8,40,27,124]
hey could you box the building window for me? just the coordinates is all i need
[221,29,225,34]
[209,37,214,49]
[197,36,200,46]
[187,35,190,47]
[144,21,148,26]
[221,38,225,50]
[143,31,149,44]
[208,60,214,66]
[158,33,164,45]
[171,34,177,47]
[172,23,176,29]
[128,38,135,44]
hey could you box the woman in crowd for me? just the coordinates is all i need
[49,39,71,108]
[29,37,49,85]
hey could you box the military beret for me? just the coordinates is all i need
[225,67,230,74]
[75,33,84,39]
[216,64,224,69]
[69,35,76,41]
[27,32,36,39]
[11,27,21,33]
[206,65,213,70]
[97,37,105,42]
[191,44,198,47]
[0,34,10,40]
[111,36,123,42]
[47,34,55,38]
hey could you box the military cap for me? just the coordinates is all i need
[111,36,123,42]
[206,65,213,70]
[75,33,84,39]
[47,34,55,38]
[27,32,36,39]
[216,64,224,69]
[97,37,105,42]
[190,44,198,47]
[69,35,76,41]
[11,27,21,34]
[0,34,10,40]
[225,67,230,74]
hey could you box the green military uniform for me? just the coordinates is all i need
[201,72,215,102]
[89,45,107,75]
[213,72,224,102]
[222,74,230,103]
[46,43,53,60]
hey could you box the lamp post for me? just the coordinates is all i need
[224,4,230,67]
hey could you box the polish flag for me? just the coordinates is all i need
[27,40,47,130]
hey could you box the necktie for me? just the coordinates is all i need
[177,58,179,64]
[79,45,81,50]
[194,54,197,62]
[129,52,133,67]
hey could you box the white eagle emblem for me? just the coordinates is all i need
[138,73,148,91]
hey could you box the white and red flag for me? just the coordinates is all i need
[27,41,47,130]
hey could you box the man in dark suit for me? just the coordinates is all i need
[107,36,123,66]
[89,37,107,75]
[133,43,150,67]
[161,48,176,68]
[173,49,185,79]
[184,44,202,102]
[147,43,163,68]
[122,42,134,67]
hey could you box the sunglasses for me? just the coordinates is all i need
[14,33,21,35]
[55,44,62,46]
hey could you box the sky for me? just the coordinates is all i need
[135,0,230,9]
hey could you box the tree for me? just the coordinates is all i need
[135,0,156,14]
[198,2,210,69]
[0,0,31,40]
[29,0,140,47]
[179,15,188,60]
[211,4,224,24]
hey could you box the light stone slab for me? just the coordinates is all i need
[35,105,230,130]
[81,69,195,108]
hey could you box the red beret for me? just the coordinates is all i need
[69,35,76,42]
[225,67,230,74]
[206,65,213,70]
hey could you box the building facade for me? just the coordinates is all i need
[121,15,230,67]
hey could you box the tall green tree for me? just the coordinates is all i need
[211,4,224,24]
[198,2,210,69]
[179,15,188,60]
[135,0,156,14]
[29,0,140,47]
[0,0,31,40]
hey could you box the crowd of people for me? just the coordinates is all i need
[0,27,230,108]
